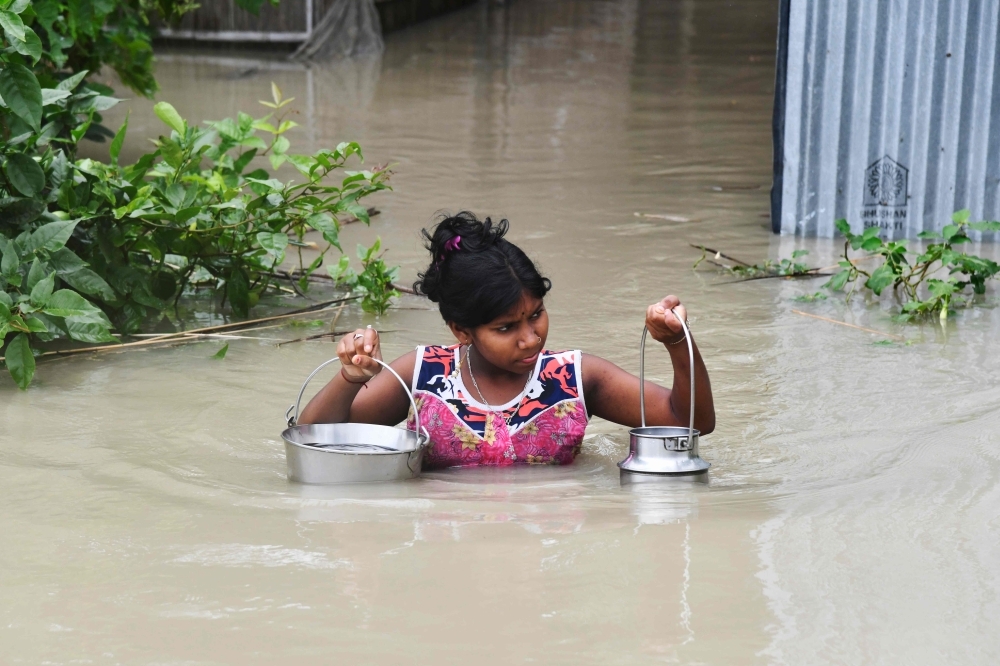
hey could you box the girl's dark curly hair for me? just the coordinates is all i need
[413,212,551,328]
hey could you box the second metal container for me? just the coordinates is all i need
[618,313,711,478]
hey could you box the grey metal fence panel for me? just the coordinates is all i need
[774,0,1000,239]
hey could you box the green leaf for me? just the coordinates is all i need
[272,135,290,155]
[4,333,34,389]
[0,197,44,224]
[941,225,959,240]
[40,88,71,106]
[952,209,971,224]
[8,0,31,14]
[55,70,89,91]
[23,316,48,333]
[30,271,55,306]
[212,342,229,359]
[3,153,45,197]
[347,204,370,225]
[834,218,852,237]
[0,62,42,130]
[174,207,200,224]
[42,289,98,317]
[10,27,42,62]
[256,231,288,257]
[860,236,883,252]
[305,213,340,249]
[47,247,86,274]
[823,269,850,292]
[63,320,116,344]
[233,148,257,173]
[60,269,114,302]
[0,9,27,41]
[26,259,46,290]
[865,263,896,296]
[1,241,19,277]
[25,220,79,253]
[0,291,11,308]
[0,300,10,323]
[110,112,128,164]
[154,102,186,136]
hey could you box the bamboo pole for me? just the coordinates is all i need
[791,309,906,341]
[0,296,360,363]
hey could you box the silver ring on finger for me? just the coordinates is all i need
[354,333,364,340]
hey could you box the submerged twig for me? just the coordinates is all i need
[791,309,905,341]
[689,244,753,267]
[717,272,834,285]
[275,329,400,347]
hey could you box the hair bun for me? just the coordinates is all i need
[414,212,550,326]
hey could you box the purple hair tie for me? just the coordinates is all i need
[438,236,461,263]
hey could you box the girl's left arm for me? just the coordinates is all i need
[581,295,715,433]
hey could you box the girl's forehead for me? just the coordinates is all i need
[492,292,544,323]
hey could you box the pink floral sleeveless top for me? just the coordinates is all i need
[406,345,589,469]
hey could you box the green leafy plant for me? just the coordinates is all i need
[824,211,1000,320]
[329,237,400,315]
[2,85,397,389]
[0,219,115,388]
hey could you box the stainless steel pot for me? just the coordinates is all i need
[618,312,711,478]
[281,357,430,484]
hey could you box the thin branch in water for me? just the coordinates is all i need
[0,296,362,363]
[791,309,905,341]
[689,244,753,267]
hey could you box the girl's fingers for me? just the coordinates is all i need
[363,326,378,354]
[669,304,687,329]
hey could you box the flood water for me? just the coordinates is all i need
[4,0,1000,663]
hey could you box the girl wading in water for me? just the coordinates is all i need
[299,212,715,468]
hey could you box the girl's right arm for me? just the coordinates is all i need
[296,327,415,427]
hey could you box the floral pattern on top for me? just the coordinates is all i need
[407,345,589,469]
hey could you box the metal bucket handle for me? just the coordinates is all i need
[285,357,429,447]
[639,309,695,441]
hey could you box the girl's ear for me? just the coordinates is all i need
[447,321,472,346]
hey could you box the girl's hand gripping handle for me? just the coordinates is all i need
[338,326,383,384]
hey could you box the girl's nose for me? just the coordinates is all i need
[519,326,539,349]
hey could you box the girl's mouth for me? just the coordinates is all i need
[520,352,539,365]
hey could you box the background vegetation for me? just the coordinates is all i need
[1,0,395,388]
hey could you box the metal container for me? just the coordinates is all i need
[618,314,711,478]
[281,357,429,484]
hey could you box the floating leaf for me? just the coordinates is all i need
[212,343,229,359]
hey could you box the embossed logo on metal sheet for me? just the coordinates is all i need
[862,155,909,231]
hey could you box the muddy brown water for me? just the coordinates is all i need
[4,0,1000,663]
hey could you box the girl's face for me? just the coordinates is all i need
[451,291,549,374]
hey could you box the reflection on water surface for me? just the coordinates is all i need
[3,0,1000,663]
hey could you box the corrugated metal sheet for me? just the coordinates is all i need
[772,0,1000,238]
